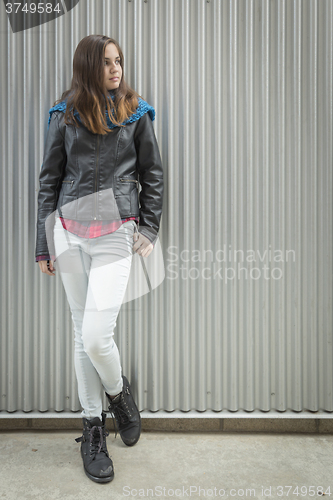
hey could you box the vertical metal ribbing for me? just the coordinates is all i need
[0,0,332,415]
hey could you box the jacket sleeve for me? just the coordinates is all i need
[35,111,67,261]
[134,112,164,245]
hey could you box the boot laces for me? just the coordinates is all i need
[109,389,133,438]
[87,425,109,458]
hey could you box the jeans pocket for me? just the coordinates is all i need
[122,220,137,232]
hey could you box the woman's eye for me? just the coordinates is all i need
[104,60,120,66]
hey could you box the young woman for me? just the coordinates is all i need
[35,35,164,483]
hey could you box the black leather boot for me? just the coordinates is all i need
[106,375,141,446]
[75,411,114,483]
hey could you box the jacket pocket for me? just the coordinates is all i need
[130,185,140,216]
[118,177,139,190]
[62,180,74,187]
[116,177,140,216]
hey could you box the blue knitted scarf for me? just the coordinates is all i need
[48,92,155,129]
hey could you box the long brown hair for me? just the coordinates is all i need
[53,35,142,135]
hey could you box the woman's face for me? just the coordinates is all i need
[104,43,122,91]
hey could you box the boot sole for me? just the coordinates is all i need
[81,447,115,483]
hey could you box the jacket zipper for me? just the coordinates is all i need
[62,180,74,186]
[120,178,139,185]
[120,178,139,196]
[94,136,100,220]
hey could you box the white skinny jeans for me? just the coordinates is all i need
[53,216,136,420]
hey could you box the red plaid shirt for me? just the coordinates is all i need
[36,216,139,262]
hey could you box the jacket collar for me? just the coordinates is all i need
[47,92,155,129]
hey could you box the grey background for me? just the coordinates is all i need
[0,0,332,415]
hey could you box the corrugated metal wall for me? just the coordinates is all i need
[0,0,332,416]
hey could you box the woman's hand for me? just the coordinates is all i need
[38,260,56,276]
[133,232,154,257]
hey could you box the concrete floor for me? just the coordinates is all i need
[0,429,332,500]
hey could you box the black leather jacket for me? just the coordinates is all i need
[35,109,164,260]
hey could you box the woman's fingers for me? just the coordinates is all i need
[38,260,56,276]
[133,232,154,257]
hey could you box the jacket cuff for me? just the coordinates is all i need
[138,226,158,246]
[36,254,56,262]
[36,255,50,262]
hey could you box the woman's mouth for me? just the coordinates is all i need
[110,77,118,81]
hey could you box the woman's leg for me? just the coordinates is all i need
[81,221,135,399]
[53,218,135,419]
[54,218,107,419]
